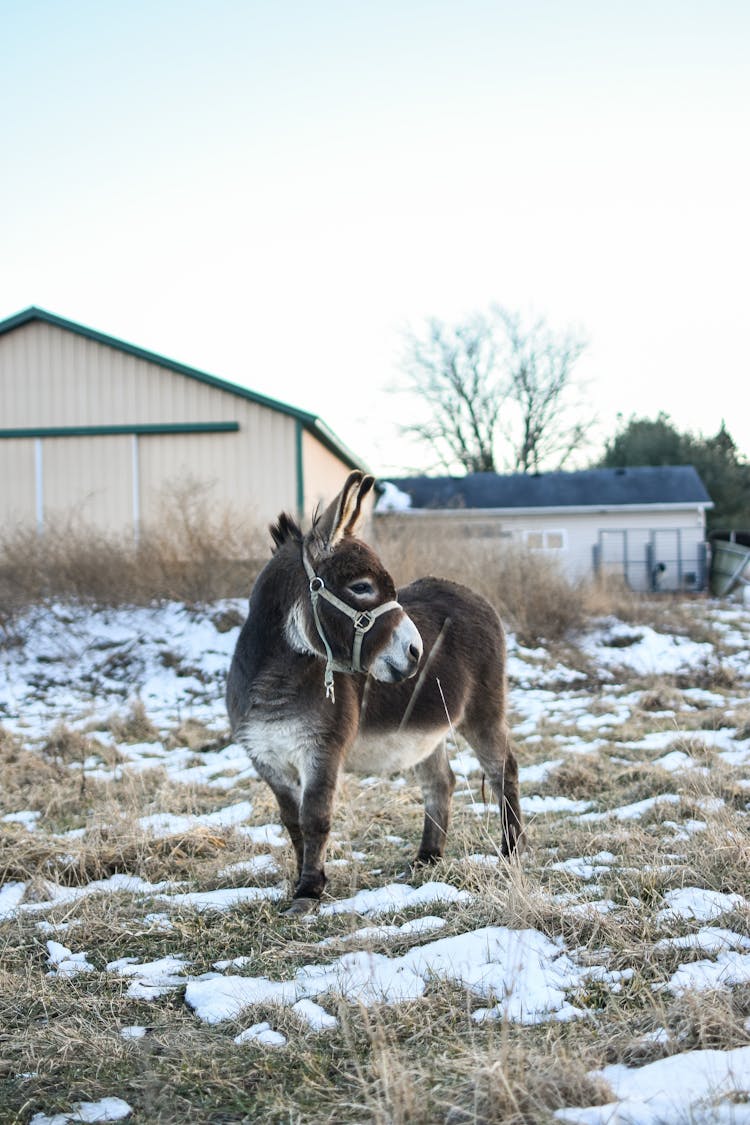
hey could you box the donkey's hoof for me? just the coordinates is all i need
[398,853,440,880]
[283,897,319,917]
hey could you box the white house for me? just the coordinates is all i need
[373,467,714,592]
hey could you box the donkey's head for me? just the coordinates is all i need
[289,472,422,699]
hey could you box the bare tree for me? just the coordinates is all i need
[400,306,591,474]
[498,309,589,473]
[400,313,503,473]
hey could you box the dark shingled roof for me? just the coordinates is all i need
[380,467,713,510]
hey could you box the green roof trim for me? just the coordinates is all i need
[0,422,240,439]
[0,306,363,471]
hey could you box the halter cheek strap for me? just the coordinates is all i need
[302,549,401,703]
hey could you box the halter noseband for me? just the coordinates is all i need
[302,548,402,703]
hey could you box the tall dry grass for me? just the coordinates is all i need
[371,518,602,644]
[0,481,268,614]
[1,483,680,645]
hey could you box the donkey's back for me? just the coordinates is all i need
[351,576,508,769]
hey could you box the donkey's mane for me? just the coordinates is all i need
[270,512,303,551]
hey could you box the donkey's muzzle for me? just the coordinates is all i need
[404,640,422,675]
[370,615,423,683]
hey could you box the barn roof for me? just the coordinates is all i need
[0,306,362,470]
[378,467,713,512]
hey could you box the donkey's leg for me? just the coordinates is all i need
[412,742,456,866]
[271,783,305,874]
[286,754,343,915]
[252,766,304,874]
[462,718,523,856]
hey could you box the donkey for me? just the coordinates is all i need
[226,471,522,914]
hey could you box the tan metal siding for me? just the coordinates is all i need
[137,415,297,530]
[228,401,298,523]
[0,321,239,427]
[301,430,351,518]
[0,438,36,527]
[0,320,305,533]
[0,319,364,538]
[42,436,133,534]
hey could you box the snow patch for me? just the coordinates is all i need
[656,887,747,924]
[319,881,471,917]
[234,1022,287,1047]
[556,1045,750,1125]
[46,941,95,978]
[30,1097,132,1124]
[374,482,412,512]
[186,924,590,1026]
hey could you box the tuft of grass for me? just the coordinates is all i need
[165,718,224,752]
[100,701,160,744]
[639,683,684,712]
[667,988,750,1053]
[42,722,107,765]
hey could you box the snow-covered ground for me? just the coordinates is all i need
[2,596,750,1122]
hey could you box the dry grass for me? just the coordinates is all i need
[3,741,750,1122]
[372,523,591,644]
[100,702,161,745]
[2,537,750,1120]
[6,665,750,1114]
[0,480,267,615]
[1,486,712,652]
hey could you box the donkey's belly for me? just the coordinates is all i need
[346,727,447,776]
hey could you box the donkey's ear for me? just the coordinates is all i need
[342,474,374,538]
[313,471,373,549]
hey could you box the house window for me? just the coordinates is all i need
[524,529,567,551]
[465,523,513,540]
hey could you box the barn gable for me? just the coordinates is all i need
[0,307,361,535]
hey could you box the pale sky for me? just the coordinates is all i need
[2,0,749,473]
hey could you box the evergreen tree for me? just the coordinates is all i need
[598,414,750,531]
[601,412,684,467]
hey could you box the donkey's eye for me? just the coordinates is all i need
[348,581,375,597]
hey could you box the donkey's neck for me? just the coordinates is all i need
[244,549,314,670]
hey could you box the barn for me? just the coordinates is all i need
[0,307,362,538]
[374,467,714,592]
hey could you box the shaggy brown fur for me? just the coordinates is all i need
[226,472,521,913]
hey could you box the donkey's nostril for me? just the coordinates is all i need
[408,643,421,663]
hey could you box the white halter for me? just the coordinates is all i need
[302,548,401,703]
